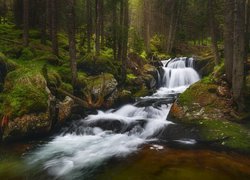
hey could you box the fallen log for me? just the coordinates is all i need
[57,88,89,108]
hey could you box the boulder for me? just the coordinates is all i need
[169,80,235,121]
[87,73,118,98]
[1,68,52,141]
[58,96,75,124]
[84,73,118,108]
[2,113,51,141]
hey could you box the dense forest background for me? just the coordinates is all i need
[0,0,249,116]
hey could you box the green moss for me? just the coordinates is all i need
[0,52,18,73]
[78,51,119,78]
[3,68,48,119]
[4,84,48,119]
[127,73,137,80]
[57,66,72,83]
[0,52,7,61]
[34,53,61,66]
[198,119,250,152]
[178,81,217,107]
[19,47,34,60]
[48,71,62,87]
[60,82,73,94]
[78,72,88,88]
[133,85,149,98]
[200,76,213,84]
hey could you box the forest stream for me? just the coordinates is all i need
[1,58,250,180]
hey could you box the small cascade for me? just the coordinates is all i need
[161,57,199,88]
[26,57,200,179]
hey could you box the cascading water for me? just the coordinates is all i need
[26,57,200,179]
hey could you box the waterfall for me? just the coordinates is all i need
[161,57,200,88]
[26,57,200,179]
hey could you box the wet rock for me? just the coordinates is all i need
[58,96,74,124]
[117,90,133,104]
[87,73,118,98]
[2,113,51,141]
[143,74,157,89]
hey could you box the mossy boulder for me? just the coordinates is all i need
[0,68,52,140]
[2,113,51,141]
[3,68,49,119]
[58,96,74,124]
[116,89,133,104]
[86,73,118,98]
[84,73,118,108]
[170,80,235,121]
[133,84,150,98]
[198,119,250,152]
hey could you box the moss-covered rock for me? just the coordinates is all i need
[198,119,250,152]
[170,80,236,121]
[116,89,133,104]
[58,96,74,124]
[3,68,48,119]
[134,85,150,98]
[83,73,118,108]
[86,73,118,98]
[2,113,51,141]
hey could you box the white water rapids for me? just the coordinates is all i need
[26,57,200,179]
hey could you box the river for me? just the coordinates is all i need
[1,57,250,180]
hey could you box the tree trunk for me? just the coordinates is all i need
[117,0,124,62]
[208,0,220,65]
[112,1,118,60]
[23,0,29,47]
[86,0,92,53]
[40,0,47,45]
[143,0,150,54]
[224,0,234,84]
[67,0,78,92]
[166,0,182,54]
[95,0,101,56]
[121,0,129,82]
[245,0,250,64]
[100,0,104,49]
[51,0,58,56]
[232,0,246,112]
[46,0,52,39]
[116,0,129,82]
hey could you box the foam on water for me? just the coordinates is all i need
[26,57,200,178]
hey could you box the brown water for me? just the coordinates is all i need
[1,143,250,180]
[96,146,250,180]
